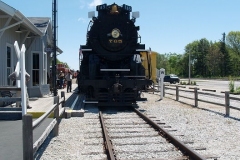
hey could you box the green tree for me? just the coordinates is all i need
[168,53,178,74]
[195,38,209,77]
[206,42,223,77]
[184,41,199,77]
[219,33,231,76]
[226,31,240,55]
[226,31,240,76]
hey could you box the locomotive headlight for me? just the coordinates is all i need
[111,28,120,38]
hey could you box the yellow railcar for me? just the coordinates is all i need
[140,51,157,84]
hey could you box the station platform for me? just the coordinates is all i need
[0,83,85,120]
[28,83,84,118]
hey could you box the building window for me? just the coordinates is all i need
[32,53,39,86]
[7,46,12,85]
[44,53,47,83]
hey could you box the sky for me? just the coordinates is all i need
[2,0,240,70]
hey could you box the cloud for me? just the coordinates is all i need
[88,0,103,8]
[78,17,87,23]
[79,0,86,9]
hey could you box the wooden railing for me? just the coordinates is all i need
[164,85,240,117]
[0,87,66,160]
[22,91,65,160]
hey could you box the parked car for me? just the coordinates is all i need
[164,74,180,84]
[157,74,180,84]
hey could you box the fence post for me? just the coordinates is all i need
[225,91,230,117]
[163,84,165,97]
[176,86,179,101]
[61,91,65,107]
[22,114,33,160]
[53,96,59,136]
[194,87,198,107]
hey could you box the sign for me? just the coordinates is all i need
[44,47,53,52]
[159,68,165,100]
[159,68,165,78]
[40,84,50,96]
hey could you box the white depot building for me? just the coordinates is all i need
[0,1,62,97]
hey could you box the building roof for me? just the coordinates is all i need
[27,17,51,34]
[0,1,44,36]
[0,1,63,54]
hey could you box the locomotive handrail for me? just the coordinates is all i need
[100,69,130,71]
[136,49,148,52]
[138,34,141,43]
[81,49,92,51]
[124,76,146,78]
[83,100,98,103]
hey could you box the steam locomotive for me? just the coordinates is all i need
[79,3,153,106]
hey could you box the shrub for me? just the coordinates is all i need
[229,80,235,93]
[180,81,196,85]
[235,86,240,93]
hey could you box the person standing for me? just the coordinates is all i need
[8,71,32,109]
[65,71,72,93]
[58,71,64,89]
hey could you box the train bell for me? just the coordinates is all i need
[110,5,119,14]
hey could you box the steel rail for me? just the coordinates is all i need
[132,107,206,160]
[99,111,116,160]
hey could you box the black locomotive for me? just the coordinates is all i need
[79,3,152,106]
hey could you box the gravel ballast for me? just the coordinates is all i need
[36,92,240,160]
[138,92,240,160]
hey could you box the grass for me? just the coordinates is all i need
[228,77,240,94]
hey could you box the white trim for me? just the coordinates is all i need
[0,1,44,36]
[0,20,23,32]
[0,17,12,39]
[0,1,16,16]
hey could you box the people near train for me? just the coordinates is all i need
[76,70,81,93]
[65,71,72,93]
[8,71,32,109]
[58,71,64,89]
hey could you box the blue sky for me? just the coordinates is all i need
[2,0,240,70]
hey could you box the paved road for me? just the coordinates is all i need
[0,119,52,160]
[181,78,240,93]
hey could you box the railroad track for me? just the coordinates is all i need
[81,105,218,160]
[99,106,217,160]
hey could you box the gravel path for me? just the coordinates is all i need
[35,92,240,160]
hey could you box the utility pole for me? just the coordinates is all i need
[52,0,57,96]
[188,51,191,84]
